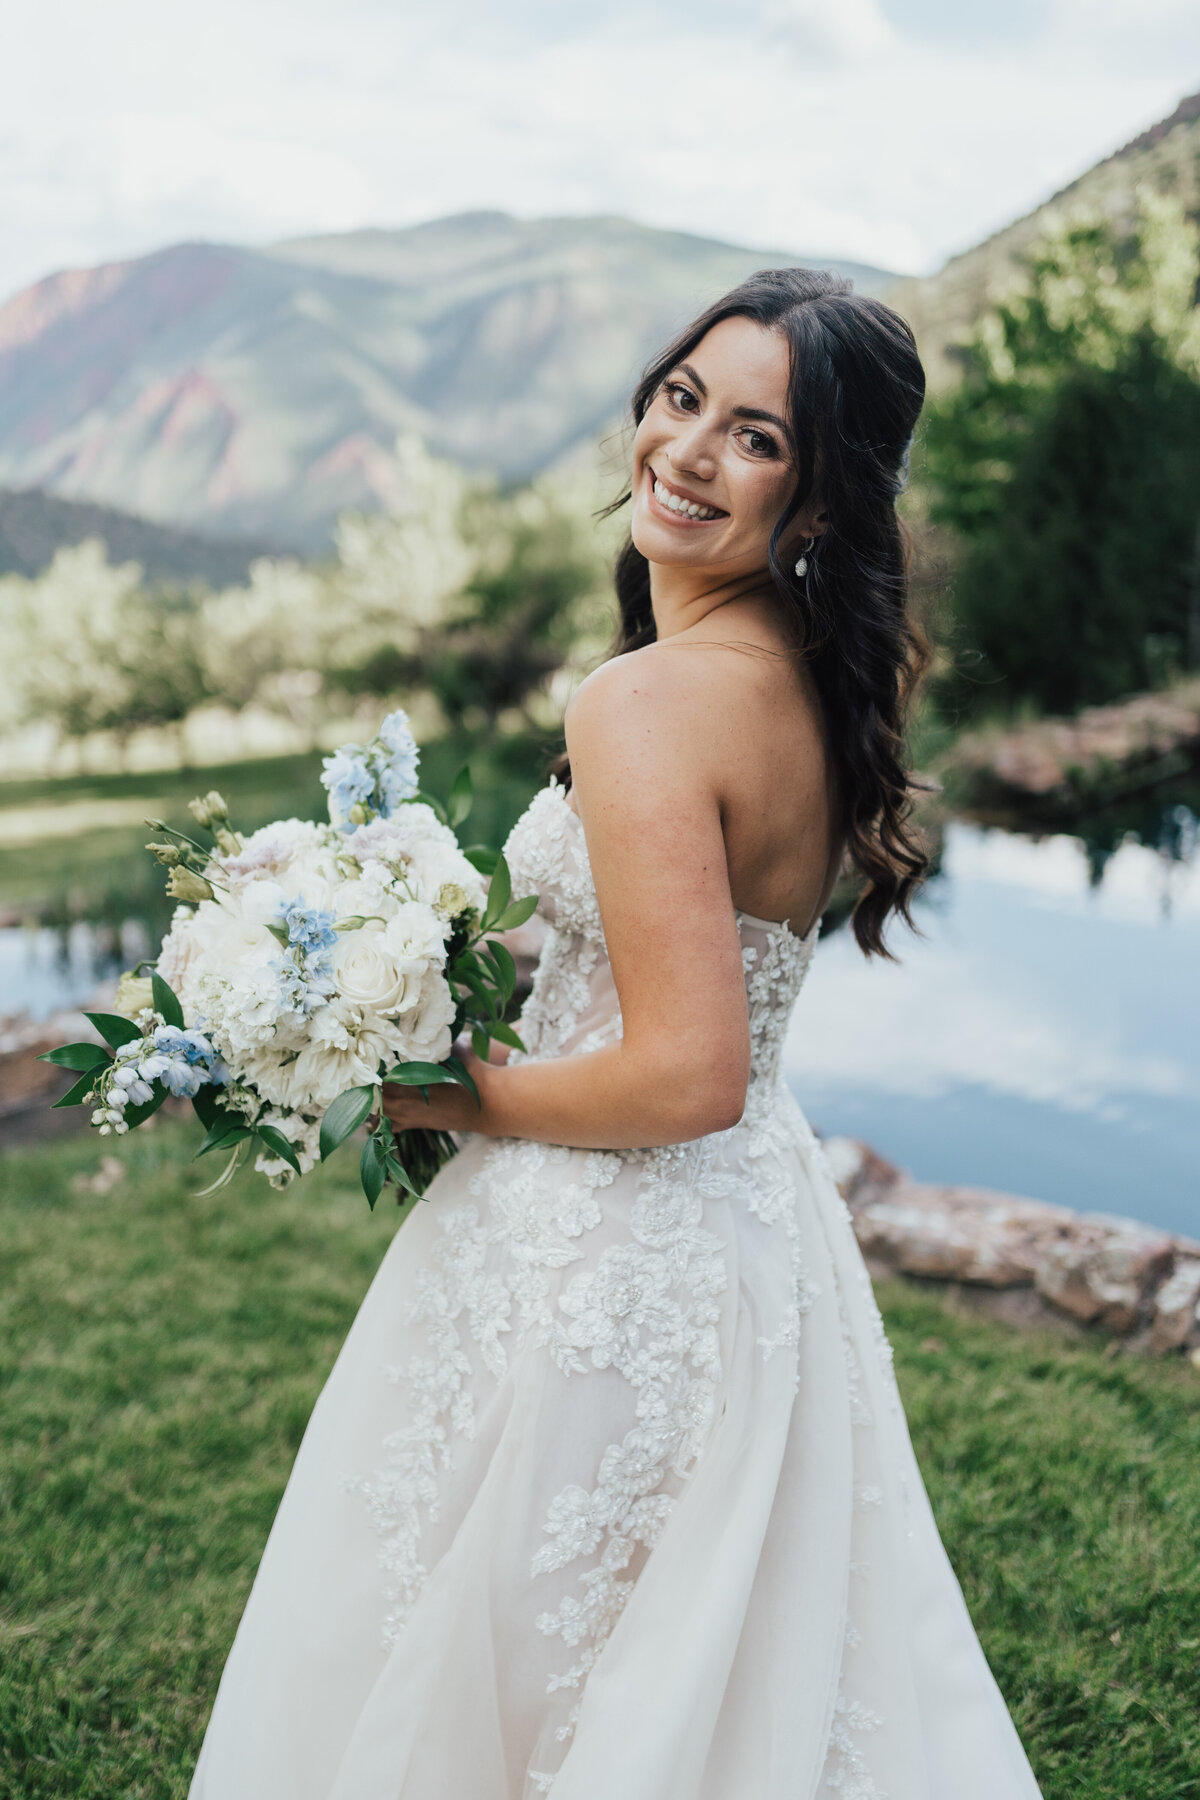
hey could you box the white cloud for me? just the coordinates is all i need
[0,0,1195,298]
[784,928,1195,1110]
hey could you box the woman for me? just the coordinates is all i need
[190,270,1043,1798]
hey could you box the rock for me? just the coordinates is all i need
[1033,1223,1176,1333]
[1150,1257,1200,1353]
[820,1136,903,1209]
[852,1182,1078,1287]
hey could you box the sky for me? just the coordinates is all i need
[2,0,1199,302]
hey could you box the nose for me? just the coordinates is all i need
[665,414,719,483]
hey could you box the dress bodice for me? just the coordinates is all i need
[503,781,818,1101]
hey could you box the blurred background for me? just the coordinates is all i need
[2,0,1199,1234]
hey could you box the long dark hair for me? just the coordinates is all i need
[564,267,931,958]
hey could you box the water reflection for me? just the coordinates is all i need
[787,808,1200,1237]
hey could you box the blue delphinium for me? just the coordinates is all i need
[321,747,376,830]
[273,895,338,1017]
[321,710,420,830]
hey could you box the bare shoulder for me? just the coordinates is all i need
[566,640,762,758]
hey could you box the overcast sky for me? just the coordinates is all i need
[2,0,1198,302]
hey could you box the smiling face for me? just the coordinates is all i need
[630,313,821,581]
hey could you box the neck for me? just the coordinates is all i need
[649,561,776,640]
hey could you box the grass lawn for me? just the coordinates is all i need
[1,1124,1197,1798]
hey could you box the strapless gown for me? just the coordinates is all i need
[189,780,1043,1799]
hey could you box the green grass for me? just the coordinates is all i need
[1,1126,1197,1797]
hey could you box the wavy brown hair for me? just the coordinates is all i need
[558,268,932,957]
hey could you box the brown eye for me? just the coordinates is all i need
[740,428,777,458]
[664,382,699,412]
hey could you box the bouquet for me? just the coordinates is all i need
[41,712,536,1213]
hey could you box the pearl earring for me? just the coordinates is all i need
[794,536,814,579]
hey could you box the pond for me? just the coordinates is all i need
[787,797,1200,1240]
[2,758,1196,1239]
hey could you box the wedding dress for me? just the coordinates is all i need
[189,780,1043,1799]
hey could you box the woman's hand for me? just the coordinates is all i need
[380,1050,494,1137]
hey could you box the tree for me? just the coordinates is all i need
[920,192,1200,715]
[951,331,1200,713]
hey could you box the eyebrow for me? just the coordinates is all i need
[673,362,787,433]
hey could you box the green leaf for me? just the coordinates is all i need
[385,1155,422,1199]
[150,971,184,1029]
[444,1055,481,1108]
[360,1136,386,1210]
[53,1069,101,1109]
[487,1019,527,1053]
[488,895,539,935]
[192,1086,222,1128]
[319,1085,377,1160]
[447,765,473,829]
[195,1115,251,1158]
[482,942,516,1000]
[463,845,499,877]
[471,1026,490,1060]
[257,1124,302,1173]
[483,855,511,930]
[39,1042,111,1073]
[83,1011,143,1050]
[384,1062,457,1087]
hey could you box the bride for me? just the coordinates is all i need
[190,269,1043,1798]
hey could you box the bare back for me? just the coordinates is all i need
[615,623,844,943]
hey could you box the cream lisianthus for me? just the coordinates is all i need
[113,972,156,1019]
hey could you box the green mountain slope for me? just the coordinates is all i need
[895,91,1200,390]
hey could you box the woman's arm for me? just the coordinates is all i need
[382,650,751,1148]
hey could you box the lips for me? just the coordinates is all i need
[648,465,727,522]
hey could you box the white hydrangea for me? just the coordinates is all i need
[156,761,487,1175]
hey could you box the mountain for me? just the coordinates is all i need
[894,90,1200,391]
[0,486,279,584]
[0,213,895,549]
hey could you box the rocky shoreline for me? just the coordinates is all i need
[942,677,1200,819]
[826,1137,1200,1358]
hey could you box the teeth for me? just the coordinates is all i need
[653,477,720,520]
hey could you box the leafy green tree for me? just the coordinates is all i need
[950,331,1200,713]
[920,193,1200,715]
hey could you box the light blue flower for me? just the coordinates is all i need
[321,712,420,830]
[278,895,339,958]
[321,746,375,829]
[377,710,420,800]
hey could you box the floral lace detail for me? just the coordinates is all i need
[504,782,606,1064]
[826,1690,886,1799]
[347,779,828,1774]
[739,916,817,1092]
[525,1132,729,1773]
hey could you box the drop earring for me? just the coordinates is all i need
[794,536,815,579]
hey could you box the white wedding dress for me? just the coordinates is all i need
[190,781,1043,1799]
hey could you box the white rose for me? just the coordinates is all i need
[332,929,414,1015]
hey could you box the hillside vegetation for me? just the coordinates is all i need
[897,90,1200,391]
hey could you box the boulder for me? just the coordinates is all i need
[1033,1222,1177,1333]
[1150,1257,1200,1353]
[852,1182,1078,1287]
